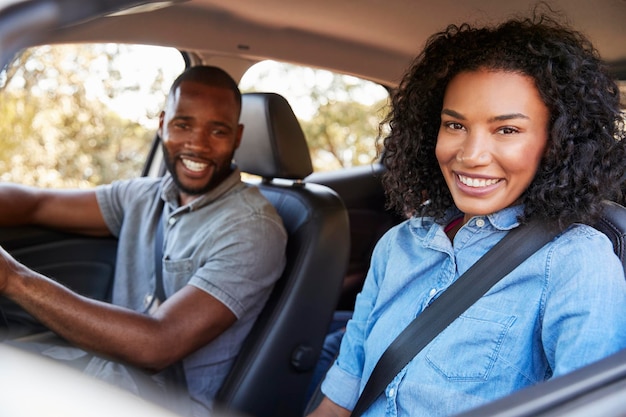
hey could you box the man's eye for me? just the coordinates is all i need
[498,126,519,134]
[211,128,231,137]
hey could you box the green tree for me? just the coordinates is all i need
[0,44,173,188]
[301,98,388,170]
[241,62,390,171]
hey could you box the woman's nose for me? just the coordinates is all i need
[456,131,491,166]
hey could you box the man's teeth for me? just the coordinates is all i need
[182,158,207,172]
[458,175,499,188]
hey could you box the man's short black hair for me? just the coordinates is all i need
[169,65,242,115]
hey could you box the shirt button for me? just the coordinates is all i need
[476,218,485,227]
[388,388,395,397]
[168,217,176,226]
[429,288,437,297]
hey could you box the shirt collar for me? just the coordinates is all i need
[484,205,524,231]
[160,167,244,212]
[409,204,525,248]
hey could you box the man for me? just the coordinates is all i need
[0,66,287,415]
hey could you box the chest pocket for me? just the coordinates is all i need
[163,257,195,295]
[425,306,516,381]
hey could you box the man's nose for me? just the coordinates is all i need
[185,128,211,150]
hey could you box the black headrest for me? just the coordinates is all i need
[235,92,313,180]
[595,200,626,274]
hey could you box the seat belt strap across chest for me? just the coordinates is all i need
[350,220,560,417]
[153,205,166,303]
[145,201,166,313]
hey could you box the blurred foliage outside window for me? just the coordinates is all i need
[240,61,389,172]
[0,45,389,189]
[0,44,184,188]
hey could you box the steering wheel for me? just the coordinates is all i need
[0,303,9,341]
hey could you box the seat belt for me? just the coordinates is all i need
[350,220,560,417]
[145,200,189,396]
[154,205,166,303]
[145,201,166,314]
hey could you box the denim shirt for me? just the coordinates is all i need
[321,205,626,417]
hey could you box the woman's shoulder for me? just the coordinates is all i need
[547,222,621,273]
[556,223,614,248]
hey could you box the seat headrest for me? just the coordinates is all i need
[235,92,313,180]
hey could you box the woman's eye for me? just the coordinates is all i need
[445,121,464,131]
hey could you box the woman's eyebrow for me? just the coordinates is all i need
[441,109,465,119]
[441,109,530,122]
[442,108,530,122]
[489,113,530,122]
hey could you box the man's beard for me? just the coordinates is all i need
[161,144,232,197]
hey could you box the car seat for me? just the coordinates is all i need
[595,200,626,274]
[215,92,350,417]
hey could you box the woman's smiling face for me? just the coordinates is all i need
[435,69,550,222]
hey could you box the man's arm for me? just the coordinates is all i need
[0,184,110,236]
[0,247,236,371]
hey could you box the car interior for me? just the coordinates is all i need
[1,0,626,416]
[216,92,350,417]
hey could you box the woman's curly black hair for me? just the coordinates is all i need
[380,12,625,227]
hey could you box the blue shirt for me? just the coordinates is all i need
[321,205,626,416]
[96,169,287,414]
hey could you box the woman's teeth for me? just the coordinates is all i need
[458,174,500,188]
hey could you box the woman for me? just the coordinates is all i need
[308,12,626,417]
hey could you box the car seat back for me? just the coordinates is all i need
[216,92,350,417]
[595,201,626,274]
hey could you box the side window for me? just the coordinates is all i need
[0,44,185,188]
[239,61,390,172]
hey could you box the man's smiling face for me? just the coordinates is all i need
[158,81,242,205]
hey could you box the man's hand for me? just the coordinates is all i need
[0,247,236,371]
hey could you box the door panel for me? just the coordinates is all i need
[306,164,402,310]
[0,226,118,337]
